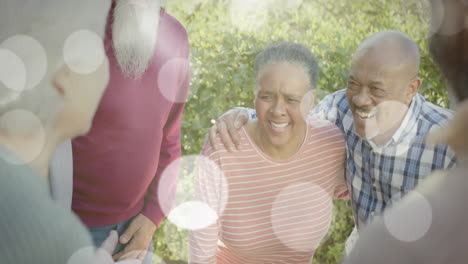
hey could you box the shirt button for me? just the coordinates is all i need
[370,211,376,216]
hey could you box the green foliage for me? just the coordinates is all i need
[152,0,449,263]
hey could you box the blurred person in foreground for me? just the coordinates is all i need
[69,1,190,262]
[0,0,139,263]
[342,0,468,262]
[189,42,349,264]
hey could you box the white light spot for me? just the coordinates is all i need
[158,154,228,230]
[1,35,47,91]
[157,58,190,103]
[0,49,26,98]
[63,29,105,75]
[270,182,332,252]
[0,109,45,164]
[229,0,271,32]
[229,0,303,32]
[67,246,97,264]
[362,100,408,141]
[384,191,433,242]
[168,200,218,230]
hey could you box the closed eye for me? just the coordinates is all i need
[259,95,272,100]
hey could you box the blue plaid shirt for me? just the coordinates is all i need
[311,89,456,227]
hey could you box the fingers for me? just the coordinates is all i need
[95,230,118,264]
[120,219,140,244]
[234,109,249,129]
[209,108,249,152]
[209,120,236,152]
[112,240,147,261]
[229,109,249,149]
[114,215,154,262]
[217,120,236,152]
[100,230,119,255]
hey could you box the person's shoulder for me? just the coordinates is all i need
[160,8,188,41]
[315,89,349,114]
[307,118,345,142]
[0,161,94,263]
[417,94,454,127]
[321,89,347,101]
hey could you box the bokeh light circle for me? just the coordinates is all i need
[270,182,333,252]
[0,48,26,97]
[383,191,433,242]
[63,29,105,75]
[0,109,46,164]
[1,35,47,91]
[157,58,191,103]
[158,154,228,231]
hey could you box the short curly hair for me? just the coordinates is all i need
[254,42,319,90]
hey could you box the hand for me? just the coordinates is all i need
[96,230,142,264]
[208,108,249,152]
[426,100,468,158]
[113,214,156,261]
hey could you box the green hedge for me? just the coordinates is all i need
[153,1,448,263]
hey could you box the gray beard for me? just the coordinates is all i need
[112,0,161,79]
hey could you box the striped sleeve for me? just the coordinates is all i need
[329,125,349,199]
[333,166,349,199]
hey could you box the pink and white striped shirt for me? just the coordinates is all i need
[190,119,348,264]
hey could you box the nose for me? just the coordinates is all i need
[352,89,372,108]
[270,98,287,116]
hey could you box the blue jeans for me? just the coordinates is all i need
[89,216,153,264]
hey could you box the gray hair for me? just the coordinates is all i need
[254,42,319,89]
[0,0,110,135]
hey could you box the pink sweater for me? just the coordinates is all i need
[190,119,348,264]
[71,6,189,227]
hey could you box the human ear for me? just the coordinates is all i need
[406,77,421,103]
[300,89,315,120]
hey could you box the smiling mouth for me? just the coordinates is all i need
[270,121,289,128]
[355,109,376,120]
[268,121,290,133]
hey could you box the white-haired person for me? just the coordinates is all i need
[189,42,348,264]
[0,1,139,263]
[68,1,190,262]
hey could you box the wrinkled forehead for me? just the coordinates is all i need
[1,0,110,67]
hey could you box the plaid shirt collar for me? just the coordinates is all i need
[367,94,421,150]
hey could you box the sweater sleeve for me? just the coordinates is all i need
[141,25,190,225]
